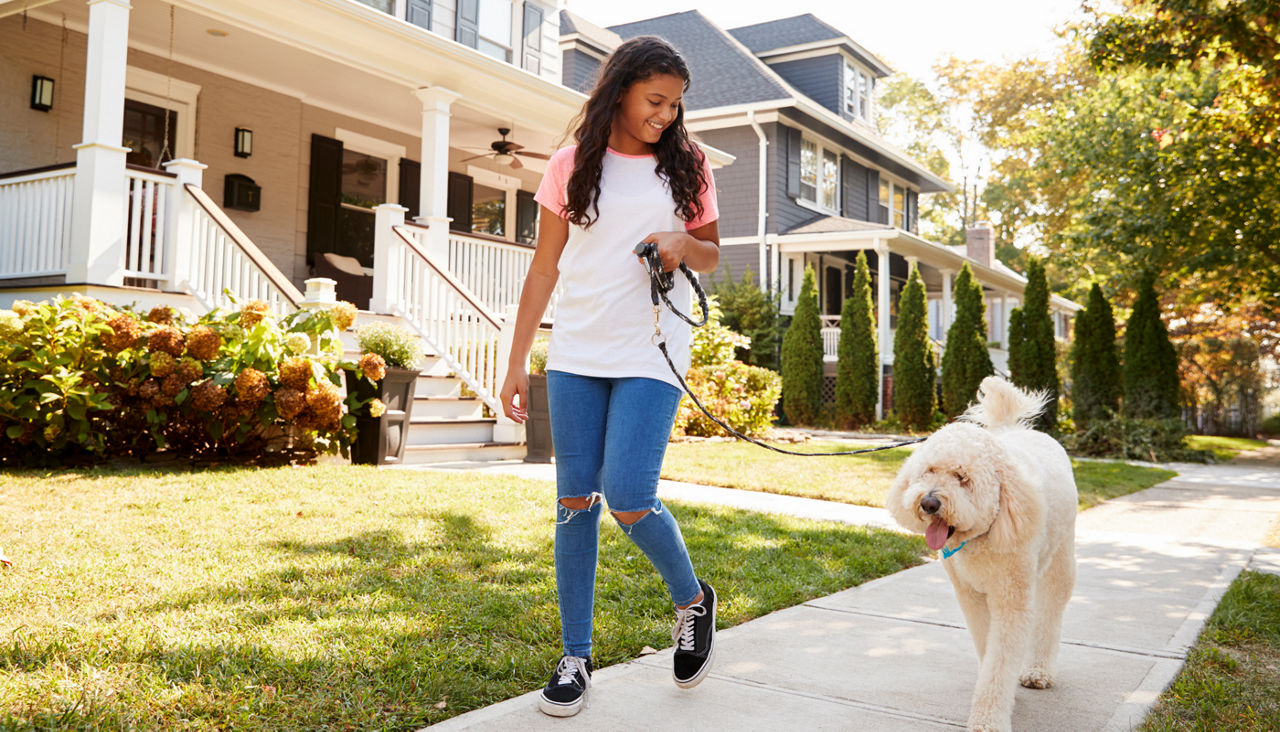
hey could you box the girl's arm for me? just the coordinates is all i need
[499,207,569,423]
[642,219,721,274]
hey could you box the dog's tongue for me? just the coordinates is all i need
[926,517,950,550]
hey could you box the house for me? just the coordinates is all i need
[561,11,1081,418]
[0,0,605,463]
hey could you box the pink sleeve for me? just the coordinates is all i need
[685,151,719,231]
[534,146,575,219]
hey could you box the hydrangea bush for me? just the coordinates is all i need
[672,297,781,438]
[0,295,381,465]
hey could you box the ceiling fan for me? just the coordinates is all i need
[461,128,550,170]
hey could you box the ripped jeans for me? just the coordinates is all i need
[547,370,701,658]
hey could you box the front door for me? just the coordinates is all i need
[122,98,176,169]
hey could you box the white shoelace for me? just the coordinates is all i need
[672,604,707,652]
[555,655,590,688]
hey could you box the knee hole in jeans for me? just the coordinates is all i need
[611,509,650,526]
[559,496,599,511]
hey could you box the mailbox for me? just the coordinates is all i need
[224,174,261,212]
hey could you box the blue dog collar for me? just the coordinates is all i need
[941,541,966,559]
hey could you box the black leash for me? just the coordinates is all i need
[634,243,926,457]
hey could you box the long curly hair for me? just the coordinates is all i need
[564,36,707,229]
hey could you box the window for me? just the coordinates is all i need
[878,178,890,224]
[353,0,392,11]
[471,183,506,237]
[844,62,875,122]
[894,185,907,230]
[799,136,840,213]
[341,151,388,208]
[878,179,908,229]
[122,99,176,168]
[478,0,512,62]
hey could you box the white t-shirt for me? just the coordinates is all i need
[534,146,718,389]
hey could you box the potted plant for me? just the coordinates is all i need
[524,337,554,463]
[347,322,425,465]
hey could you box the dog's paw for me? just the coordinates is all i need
[1019,668,1053,689]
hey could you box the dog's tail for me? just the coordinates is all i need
[960,376,1051,431]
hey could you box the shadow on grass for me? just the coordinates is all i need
[2,503,925,730]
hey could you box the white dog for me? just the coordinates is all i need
[887,377,1077,732]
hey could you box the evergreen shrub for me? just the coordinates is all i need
[780,265,824,425]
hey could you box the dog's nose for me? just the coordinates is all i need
[920,495,941,514]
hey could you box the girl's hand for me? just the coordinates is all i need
[500,369,530,423]
[640,231,692,272]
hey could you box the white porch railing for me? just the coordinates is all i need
[389,224,503,415]
[183,184,302,313]
[0,163,75,280]
[122,165,175,283]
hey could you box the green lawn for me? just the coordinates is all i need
[1141,571,1280,731]
[1185,435,1270,462]
[0,465,926,730]
[662,440,1175,510]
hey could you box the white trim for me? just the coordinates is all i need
[125,66,201,160]
[684,110,780,132]
[335,127,405,206]
[465,164,520,190]
[754,37,893,77]
[797,133,841,214]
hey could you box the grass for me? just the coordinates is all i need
[1141,571,1280,731]
[1185,435,1270,462]
[662,440,1175,510]
[0,465,926,730]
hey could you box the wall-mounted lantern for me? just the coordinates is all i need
[31,75,54,112]
[234,127,253,158]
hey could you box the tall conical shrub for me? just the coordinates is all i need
[1122,272,1180,419]
[835,251,878,427]
[893,264,935,430]
[940,263,994,417]
[1007,258,1059,430]
[1070,283,1121,428]
[781,264,823,425]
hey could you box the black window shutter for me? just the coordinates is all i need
[399,158,421,221]
[456,0,479,48]
[447,171,473,232]
[522,4,543,74]
[785,125,801,199]
[866,169,882,224]
[406,0,432,30]
[908,190,919,233]
[516,190,538,245]
[306,133,343,265]
[840,155,854,218]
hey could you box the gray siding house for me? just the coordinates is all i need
[561,11,1080,418]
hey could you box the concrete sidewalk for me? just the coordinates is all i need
[421,459,1280,731]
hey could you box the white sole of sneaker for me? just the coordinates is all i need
[674,590,717,689]
[537,690,587,717]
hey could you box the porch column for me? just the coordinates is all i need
[161,158,206,291]
[1000,291,1010,348]
[413,86,461,263]
[68,0,132,286]
[371,203,408,314]
[875,241,890,421]
[940,268,953,340]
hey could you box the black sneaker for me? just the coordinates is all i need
[538,655,592,717]
[672,579,716,688]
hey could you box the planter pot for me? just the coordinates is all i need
[347,367,420,465]
[525,372,554,463]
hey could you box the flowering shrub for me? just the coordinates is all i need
[672,298,781,437]
[354,322,424,370]
[0,296,367,465]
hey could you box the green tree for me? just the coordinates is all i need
[1070,283,1121,428]
[834,251,878,427]
[780,265,823,425]
[708,266,780,370]
[940,263,994,417]
[1007,258,1059,430]
[1123,272,1181,419]
[893,264,935,430]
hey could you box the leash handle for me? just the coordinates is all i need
[634,242,708,327]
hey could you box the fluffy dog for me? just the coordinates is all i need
[887,377,1077,732]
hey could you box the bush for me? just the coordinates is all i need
[673,297,781,437]
[1063,414,1213,463]
[893,264,935,430]
[1007,258,1059,431]
[1262,414,1280,436]
[1123,272,1181,419]
[834,251,878,428]
[707,266,781,370]
[1071,283,1122,429]
[355,323,425,370]
[528,337,549,376]
[780,265,823,426]
[940,262,994,418]
[0,296,361,465]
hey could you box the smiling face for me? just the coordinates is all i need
[886,423,1004,550]
[608,72,685,155]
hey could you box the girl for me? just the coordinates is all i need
[498,36,720,717]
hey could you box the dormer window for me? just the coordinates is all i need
[844,62,874,123]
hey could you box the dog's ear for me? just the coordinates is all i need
[886,465,918,529]
[986,452,1045,551]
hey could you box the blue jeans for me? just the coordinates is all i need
[547,370,701,658]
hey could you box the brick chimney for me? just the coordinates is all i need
[966,221,995,268]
